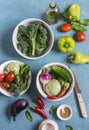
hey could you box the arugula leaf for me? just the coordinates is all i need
[66,125,73,130]
[71,21,87,32]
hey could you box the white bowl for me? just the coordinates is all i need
[12,18,54,60]
[56,104,73,121]
[38,119,59,130]
[0,60,32,97]
[36,62,75,101]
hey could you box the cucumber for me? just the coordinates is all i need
[52,66,72,82]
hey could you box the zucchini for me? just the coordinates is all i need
[52,66,72,82]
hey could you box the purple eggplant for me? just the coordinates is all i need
[11,99,28,121]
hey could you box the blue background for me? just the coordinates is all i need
[0,0,89,130]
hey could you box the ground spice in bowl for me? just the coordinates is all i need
[57,104,72,120]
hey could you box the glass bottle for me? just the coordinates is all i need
[44,2,60,24]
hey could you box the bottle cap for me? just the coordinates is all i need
[49,2,56,8]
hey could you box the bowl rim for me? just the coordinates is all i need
[56,104,73,120]
[0,60,32,97]
[12,18,54,60]
[36,62,75,101]
[38,119,58,130]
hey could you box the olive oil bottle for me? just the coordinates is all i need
[44,2,60,24]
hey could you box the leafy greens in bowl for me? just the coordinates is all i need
[0,60,32,97]
[12,18,54,59]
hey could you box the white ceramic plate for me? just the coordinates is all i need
[0,60,32,97]
[12,18,54,60]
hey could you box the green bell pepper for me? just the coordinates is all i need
[69,51,89,64]
[58,36,75,53]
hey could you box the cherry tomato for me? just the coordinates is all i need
[0,73,6,82]
[77,32,86,42]
[6,71,15,83]
[1,81,10,90]
[60,23,72,32]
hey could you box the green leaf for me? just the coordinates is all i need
[66,125,73,130]
[79,19,89,26]
[49,105,56,115]
[25,110,33,121]
[71,21,87,32]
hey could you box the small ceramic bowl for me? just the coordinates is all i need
[38,119,59,130]
[12,18,54,60]
[36,62,75,101]
[56,104,73,121]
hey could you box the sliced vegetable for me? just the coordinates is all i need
[25,110,33,121]
[60,23,72,32]
[11,99,28,121]
[58,36,75,53]
[76,32,86,42]
[69,51,89,64]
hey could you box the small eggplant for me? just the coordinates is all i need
[11,99,28,121]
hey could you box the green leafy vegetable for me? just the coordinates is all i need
[66,125,73,130]
[79,19,89,26]
[49,105,56,115]
[63,4,80,21]
[63,4,89,32]
[17,21,48,57]
[71,21,87,32]
[9,64,30,96]
[25,110,33,121]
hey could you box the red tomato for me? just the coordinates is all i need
[77,32,86,42]
[1,81,10,90]
[60,23,72,32]
[6,72,15,83]
[0,73,6,82]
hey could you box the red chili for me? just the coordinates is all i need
[35,97,45,109]
[30,105,47,119]
[47,88,67,100]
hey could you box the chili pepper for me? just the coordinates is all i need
[58,36,75,53]
[29,104,48,119]
[35,97,45,109]
[32,90,45,109]
[69,51,89,64]
[47,88,67,100]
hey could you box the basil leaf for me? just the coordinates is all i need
[25,110,32,121]
[71,21,87,31]
[66,125,73,130]
[79,19,89,26]
[49,105,56,115]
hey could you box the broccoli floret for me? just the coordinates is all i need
[17,21,48,57]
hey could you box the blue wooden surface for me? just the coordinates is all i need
[0,0,89,130]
